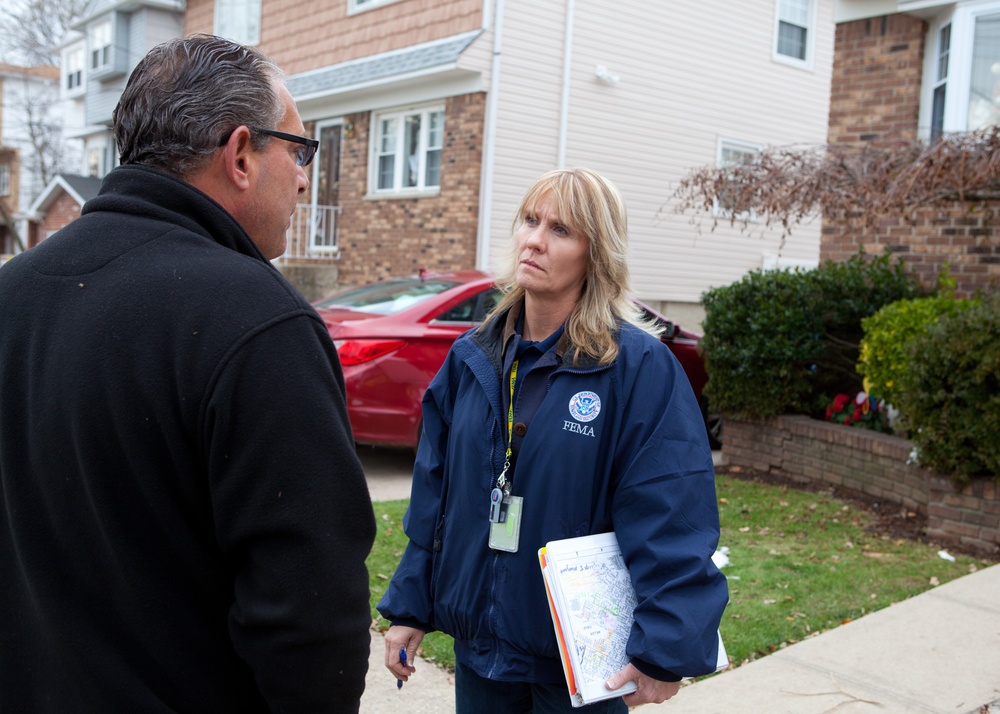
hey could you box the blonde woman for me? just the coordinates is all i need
[380,168,727,713]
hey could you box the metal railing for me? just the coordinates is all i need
[280,203,341,262]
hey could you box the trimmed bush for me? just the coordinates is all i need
[903,293,1000,482]
[701,252,920,419]
[858,296,970,409]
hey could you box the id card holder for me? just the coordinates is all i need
[488,496,523,552]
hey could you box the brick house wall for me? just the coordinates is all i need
[723,416,1000,556]
[35,190,84,247]
[0,147,20,224]
[330,92,484,288]
[824,14,1000,297]
[828,14,925,146]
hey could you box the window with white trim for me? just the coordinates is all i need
[372,106,444,194]
[968,12,1000,131]
[931,23,951,141]
[89,19,112,71]
[64,45,84,93]
[0,164,10,197]
[715,139,761,220]
[216,0,261,45]
[922,3,1000,140]
[774,0,815,68]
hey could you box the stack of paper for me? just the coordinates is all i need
[538,532,639,707]
[539,531,729,708]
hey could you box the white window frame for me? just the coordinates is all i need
[369,104,444,196]
[215,0,262,46]
[920,2,1000,140]
[714,138,762,222]
[773,0,817,70]
[88,19,112,72]
[348,0,403,15]
[63,44,85,97]
[0,164,10,197]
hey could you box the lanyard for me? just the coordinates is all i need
[497,359,518,496]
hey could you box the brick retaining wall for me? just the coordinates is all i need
[722,416,1000,556]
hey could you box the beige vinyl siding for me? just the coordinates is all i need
[485,0,834,307]
[486,0,568,250]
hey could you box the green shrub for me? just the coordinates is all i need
[701,252,921,419]
[903,293,1000,482]
[858,296,970,409]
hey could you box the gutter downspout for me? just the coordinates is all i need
[475,0,504,271]
[557,0,575,168]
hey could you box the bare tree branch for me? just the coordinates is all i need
[672,128,1000,239]
[0,0,89,65]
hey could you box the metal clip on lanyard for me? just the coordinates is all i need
[489,359,518,523]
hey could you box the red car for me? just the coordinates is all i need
[313,270,720,450]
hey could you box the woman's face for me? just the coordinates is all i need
[514,193,589,307]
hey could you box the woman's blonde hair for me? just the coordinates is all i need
[481,168,661,365]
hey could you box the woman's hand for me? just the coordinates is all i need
[605,662,681,706]
[384,625,425,683]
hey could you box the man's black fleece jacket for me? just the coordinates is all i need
[0,165,377,713]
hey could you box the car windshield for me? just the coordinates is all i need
[314,278,461,315]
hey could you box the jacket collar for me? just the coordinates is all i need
[83,164,270,264]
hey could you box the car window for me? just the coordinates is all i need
[436,287,501,323]
[314,278,460,315]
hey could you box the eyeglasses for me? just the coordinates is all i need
[217,126,319,167]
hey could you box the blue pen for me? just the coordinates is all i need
[397,648,408,689]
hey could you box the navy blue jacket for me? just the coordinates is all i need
[378,303,728,683]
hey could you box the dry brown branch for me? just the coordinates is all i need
[672,127,1000,239]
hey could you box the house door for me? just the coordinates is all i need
[313,123,342,251]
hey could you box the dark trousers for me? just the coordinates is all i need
[454,661,628,714]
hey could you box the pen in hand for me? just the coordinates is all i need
[397,648,408,690]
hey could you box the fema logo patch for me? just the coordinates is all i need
[568,391,601,422]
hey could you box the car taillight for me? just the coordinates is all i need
[334,339,406,366]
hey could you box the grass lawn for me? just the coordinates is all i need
[367,471,996,673]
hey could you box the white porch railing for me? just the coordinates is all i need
[279,203,341,262]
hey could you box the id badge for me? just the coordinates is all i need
[488,496,523,552]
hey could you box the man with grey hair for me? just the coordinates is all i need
[0,34,376,713]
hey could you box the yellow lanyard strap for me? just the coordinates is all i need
[497,359,518,494]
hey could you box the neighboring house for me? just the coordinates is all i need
[22,173,103,249]
[0,63,72,259]
[17,0,186,244]
[58,0,185,184]
[179,0,835,322]
[827,0,1000,297]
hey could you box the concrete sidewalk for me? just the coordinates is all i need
[654,562,1000,714]
[357,447,1000,713]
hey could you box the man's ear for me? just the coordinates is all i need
[219,125,254,191]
